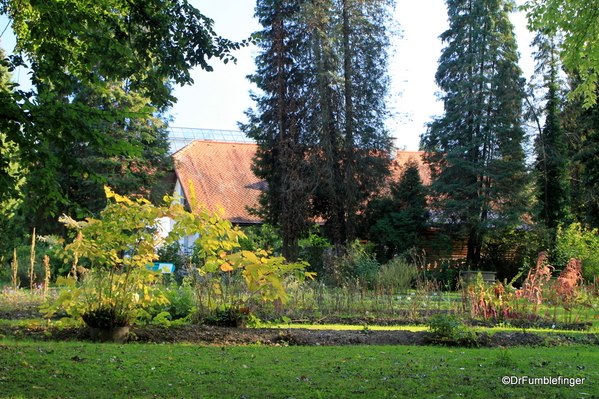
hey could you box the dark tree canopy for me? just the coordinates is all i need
[0,0,246,216]
[363,160,429,262]
[244,0,394,257]
[422,0,530,267]
[242,0,315,261]
[532,32,571,233]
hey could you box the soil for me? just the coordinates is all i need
[2,308,598,347]
[2,323,598,348]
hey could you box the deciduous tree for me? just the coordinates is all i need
[524,0,599,107]
[0,0,245,216]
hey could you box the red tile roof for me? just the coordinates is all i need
[391,151,431,186]
[173,140,431,224]
[173,140,262,225]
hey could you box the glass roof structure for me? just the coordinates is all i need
[168,126,254,153]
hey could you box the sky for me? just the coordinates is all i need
[0,0,536,152]
[170,0,536,151]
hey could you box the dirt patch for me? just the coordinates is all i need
[2,323,598,347]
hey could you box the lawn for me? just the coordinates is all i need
[0,339,597,398]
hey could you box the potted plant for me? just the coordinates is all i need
[43,188,171,342]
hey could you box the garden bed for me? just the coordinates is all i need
[2,322,598,347]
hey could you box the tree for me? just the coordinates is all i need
[531,31,571,234]
[0,46,29,258]
[524,0,599,108]
[19,82,173,236]
[561,79,599,228]
[0,0,245,215]
[244,0,394,256]
[309,0,394,249]
[242,0,314,262]
[421,0,530,267]
[363,160,429,262]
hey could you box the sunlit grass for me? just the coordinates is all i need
[269,323,428,331]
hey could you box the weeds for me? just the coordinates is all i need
[520,251,554,310]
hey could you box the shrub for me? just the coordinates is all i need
[554,223,599,280]
[428,313,463,339]
[298,228,333,276]
[44,186,315,329]
[427,313,476,346]
[323,242,379,287]
[376,257,418,294]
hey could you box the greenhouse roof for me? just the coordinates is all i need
[168,127,254,153]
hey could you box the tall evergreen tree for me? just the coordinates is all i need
[242,0,314,261]
[305,0,394,249]
[561,77,599,228]
[244,0,394,256]
[421,0,529,267]
[362,160,429,262]
[532,32,571,233]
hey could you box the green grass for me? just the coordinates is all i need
[0,339,597,398]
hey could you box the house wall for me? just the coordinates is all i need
[157,178,200,251]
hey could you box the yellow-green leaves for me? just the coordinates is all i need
[50,186,314,327]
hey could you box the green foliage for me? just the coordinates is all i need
[363,160,429,262]
[158,277,195,321]
[239,224,283,256]
[481,227,546,282]
[323,242,380,287]
[422,0,530,267]
[9,243,61,288]
[20,82,174,235]
[532,31,571,233]
[376,257,418,294]
[554,223,599,280]
[43,187,314,328]
[156,242,187,279]
[562,86,599,229]
[524,0,599,108]
[171,198,314,310]
[241,0,316,261]
[298,228,333,276]
[243,0,395,254]
[0,0,246,229]
[427,313,477,346]
[427,313,463,339]
[42,188,173,327]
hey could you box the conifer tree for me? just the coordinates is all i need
[561,78,599,228]
[421,0,529,267]
[363,160,429,262]
[242,0,314,261]
[303,0,394,249]
[244,0,394,256]
[532,32,571,232]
